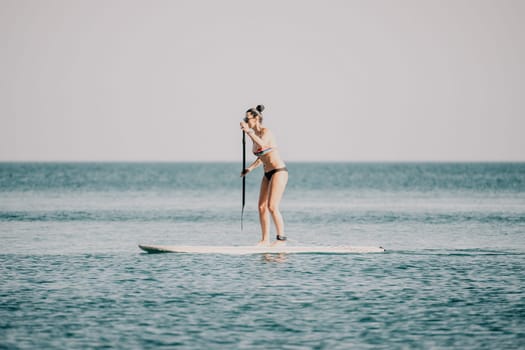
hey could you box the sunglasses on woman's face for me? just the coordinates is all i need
[243,116,256,122]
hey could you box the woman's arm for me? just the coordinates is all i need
[240,122,272,149]
[241,158,262,177]
[245,129,268,149]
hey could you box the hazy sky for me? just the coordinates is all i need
[1,0,524,161]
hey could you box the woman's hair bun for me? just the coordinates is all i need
[256,105,265,113]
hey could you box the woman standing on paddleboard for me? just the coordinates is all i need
[240,105,288,246]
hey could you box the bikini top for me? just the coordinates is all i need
[253,147,273,157]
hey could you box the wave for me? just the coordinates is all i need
[0,210,237,222]
[287,210,525,225]
[393,248,525,256]
[2,209,524,224]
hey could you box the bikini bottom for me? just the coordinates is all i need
[264,167,288,181]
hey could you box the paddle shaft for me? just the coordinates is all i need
[241,130,246,230]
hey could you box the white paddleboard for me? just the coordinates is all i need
[138,244,385,255]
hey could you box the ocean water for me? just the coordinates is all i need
[1,162,524,349]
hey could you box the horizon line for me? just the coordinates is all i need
[1,159,524,164]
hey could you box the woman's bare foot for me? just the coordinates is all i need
[256,240,270,246]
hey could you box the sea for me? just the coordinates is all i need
[1,162,524,349]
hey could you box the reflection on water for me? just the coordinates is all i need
[262,253,288,263]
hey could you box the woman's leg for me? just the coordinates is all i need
[257,176,271,244]
[267,171,288,238]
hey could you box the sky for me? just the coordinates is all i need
[1,0,524,162]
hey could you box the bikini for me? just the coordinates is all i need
[253,147,273,157]
[253,147,288,181]
[264,167,288,181]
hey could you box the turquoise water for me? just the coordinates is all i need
[1,163,524,349]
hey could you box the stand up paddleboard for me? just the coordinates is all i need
[138,244,385,255]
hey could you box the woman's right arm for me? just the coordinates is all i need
[240,121,272,150]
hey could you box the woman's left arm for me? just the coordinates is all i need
[241,158,262,177]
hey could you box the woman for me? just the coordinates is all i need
[240,105,288,246]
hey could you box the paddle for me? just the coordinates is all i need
[241,130,246,230]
